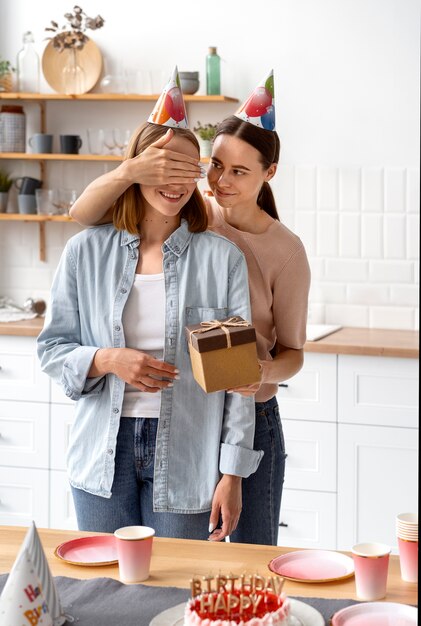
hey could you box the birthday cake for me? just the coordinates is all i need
[186,574,289,626]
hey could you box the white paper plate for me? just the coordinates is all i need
[331,601,417,625]
[149,599,324,626]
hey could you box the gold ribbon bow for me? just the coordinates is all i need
[189,316,251,349]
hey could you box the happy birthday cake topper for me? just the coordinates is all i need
[235,70,275,131]
[148,66,189,128]
[189,573,285,615]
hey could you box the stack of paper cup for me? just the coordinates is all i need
[396,512,418,583]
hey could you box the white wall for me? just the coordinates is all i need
[1,0,419,328]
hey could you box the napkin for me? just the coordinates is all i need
[0,522,66,626]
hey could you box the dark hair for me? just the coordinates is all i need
[113,123,208,234]
[214,116,280,220]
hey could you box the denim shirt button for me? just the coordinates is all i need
[114,325,121,331]
[120,288,127,294]
[113,407,119,414]
[107,448,113,455]
[174,246,180,253]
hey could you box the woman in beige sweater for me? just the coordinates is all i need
[69,110,310,547]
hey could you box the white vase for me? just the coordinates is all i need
[197,137,212,158]
[0,191,9,213]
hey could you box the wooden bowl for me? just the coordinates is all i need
[42,38,103,94]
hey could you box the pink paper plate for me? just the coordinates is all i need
[331,601,417,625]
[268,549,354,583]
[54,535,118,566]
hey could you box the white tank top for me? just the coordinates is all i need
[121,273,165,417]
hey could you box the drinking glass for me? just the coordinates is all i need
[87,128,105,155]
[52,189,78,215]
[104,129,117,155]
[113,129,131,156]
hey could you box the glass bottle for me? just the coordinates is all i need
[16,31,40,93]
[206,46,220,95]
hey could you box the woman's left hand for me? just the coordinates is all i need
[208,475,242,541]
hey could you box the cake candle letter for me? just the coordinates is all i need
[190,578,202,597]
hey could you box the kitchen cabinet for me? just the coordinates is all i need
[0,92,238,260]
[0,334,77,528]
[277,352,418,551]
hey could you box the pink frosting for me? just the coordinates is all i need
[184,593,290,626]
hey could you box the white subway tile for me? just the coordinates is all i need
[280,211,295,230]
[0,222,23,245]
[325,259,368,282]
[308,257,325,280]
[0,267,53,290]
[347,284,390,305]
[369,306,414,330]
[339,168,361,212]
[311,282,346,303]
[276,164,295,213]
[317,167,338,211]
[390,285,419,307]
[407,168,420,213]
[339,214,360,258]
[294,211,316,257]
[384,215,406,259]
[414,309,419,331]
[369,261,413,283]
[362,168,383,212]
[317,213,338,257]
[413,262,419,285]
[385,168,406,213]
[406,215,420,260]
[325,304,369,327]
[0,245,32,268]
[361,214,383,258]
[307,302,325,324]
[295,167,316,210]
[20,222,44,248]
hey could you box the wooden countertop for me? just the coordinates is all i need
[304,327,419,358]
[0,526,417,606]
[0,319,418,358]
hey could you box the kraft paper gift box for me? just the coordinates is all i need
[185,316,260,393]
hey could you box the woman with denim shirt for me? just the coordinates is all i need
[38,107,263,540]
[69,73,310,545]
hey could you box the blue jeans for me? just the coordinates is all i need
[71,417,210,538]
[230,396,286,545]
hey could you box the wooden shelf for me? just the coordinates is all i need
[0,92,239,103]
[0,152,122,161]
[0,213,73,222]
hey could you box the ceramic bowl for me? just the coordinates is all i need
[179,71,199,95]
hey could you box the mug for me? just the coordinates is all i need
[18,194,37,214]
[14,176,43,195]
[29,133,53,153]
[60,134,82,154]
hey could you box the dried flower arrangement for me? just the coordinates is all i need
[45,5,105,52]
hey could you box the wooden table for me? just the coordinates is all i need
[0,526,417,606]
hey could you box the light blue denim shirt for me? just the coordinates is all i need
[37,220,263,513]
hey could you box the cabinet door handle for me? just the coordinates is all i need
[278,383,288,388]
[278,521,288,527]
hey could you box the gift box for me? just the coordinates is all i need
[185,316,260,393]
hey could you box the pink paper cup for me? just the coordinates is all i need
[114,525,155,583]
[351,543,391,601]
[398,537,418,583]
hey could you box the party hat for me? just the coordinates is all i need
[148,66,188,128]
[235,69,275,131]
[0,522,66,626]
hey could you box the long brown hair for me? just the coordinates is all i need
[113,123,208,234]
[214,116,280,221]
